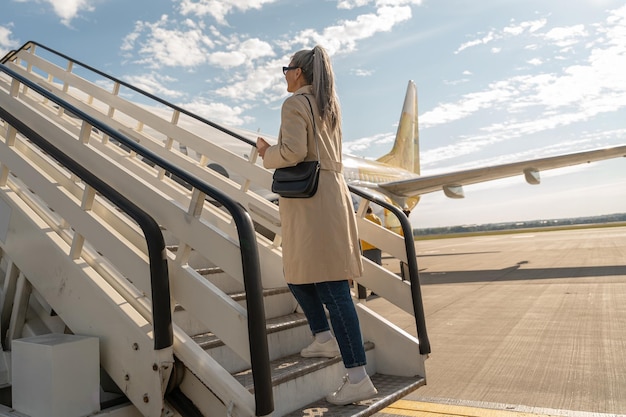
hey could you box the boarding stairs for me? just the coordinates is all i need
[0,41,429,417]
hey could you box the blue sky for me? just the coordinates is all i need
[1,0,625,228]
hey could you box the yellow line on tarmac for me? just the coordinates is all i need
[381,400,561,417]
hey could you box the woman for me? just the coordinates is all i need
[256,45,377,405]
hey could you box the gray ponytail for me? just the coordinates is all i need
[290,45,342,137]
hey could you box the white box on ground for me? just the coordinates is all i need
[12,333,100,417]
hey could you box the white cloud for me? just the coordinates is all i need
[122,16,215,68]
[375,0,423,6]
[208,37,274,68]
[15,0,96,27]
[273,2,423,56]
[421,82,516,128]
[208,2,625,149]
[123,73,185,99]
[208,51,247,68]
[456,19,547,54]
[122,18,274,71]
[215,57,288,101]
[529,12,626,112]
[422,128,625,176]
[177,98,253,126]
[543,24,588,48]
[205,2,423,100]
[455,31,497,54]
[352,68,374,76]
[444,77,470,86]
[238,38,274,60]
[51,0,95,26]
[0,24,20,56]
[338,0,372,9]
[117,0,624,159]
[119,0,425,106]
[424,6,626,143]
[121,26,141,52]
[421,50,626,166]
[296,5,414,55]
[344,132,394,153]
[178,0,280,25]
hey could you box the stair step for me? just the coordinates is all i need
[234,341,375,390]
[229,286,292,303]
[231,286,297,319]
[175,286,296,336]
[284,373,426,417]
[231,343,425,417]
[175,287,293,316]
[189,311,312,374]
[191,312,308,350]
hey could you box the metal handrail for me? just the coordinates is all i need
[0,49,19,64]
[0,63,273,415]
[349,186,431,355]
[1,41,257,147]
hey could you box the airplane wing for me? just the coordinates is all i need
[378,144,626,198]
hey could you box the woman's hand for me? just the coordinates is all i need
[256,137,270,158]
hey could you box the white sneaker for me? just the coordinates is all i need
[300,338,340,358]
[326,374,378,405]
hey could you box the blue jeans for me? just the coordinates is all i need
[288,280,366,368]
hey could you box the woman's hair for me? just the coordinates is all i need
[290,45,341,136]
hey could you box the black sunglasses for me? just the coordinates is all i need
[282,66,299,75]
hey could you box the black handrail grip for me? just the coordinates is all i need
[349,186,431,355]
[0,106,173,351]
[0,63,273,415]
[1,41,256,147]
[0,49,18,64]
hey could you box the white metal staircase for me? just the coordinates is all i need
[0,41,429,417]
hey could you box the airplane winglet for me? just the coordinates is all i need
[376,80,420,175]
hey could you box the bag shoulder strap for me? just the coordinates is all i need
[299,94,320,162]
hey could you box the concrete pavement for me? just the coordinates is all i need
[368,225,626,416]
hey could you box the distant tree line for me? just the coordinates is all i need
[414,213,626,237]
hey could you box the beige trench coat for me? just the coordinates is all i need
[263,85,363,285]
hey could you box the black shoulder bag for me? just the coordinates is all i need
[271,95,321,198]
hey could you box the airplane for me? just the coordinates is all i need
[177,80,625,229]
[47,74,626,230]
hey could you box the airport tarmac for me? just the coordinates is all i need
[367,225,626,417]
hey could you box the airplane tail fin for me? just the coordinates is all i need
[376,80,420,175]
